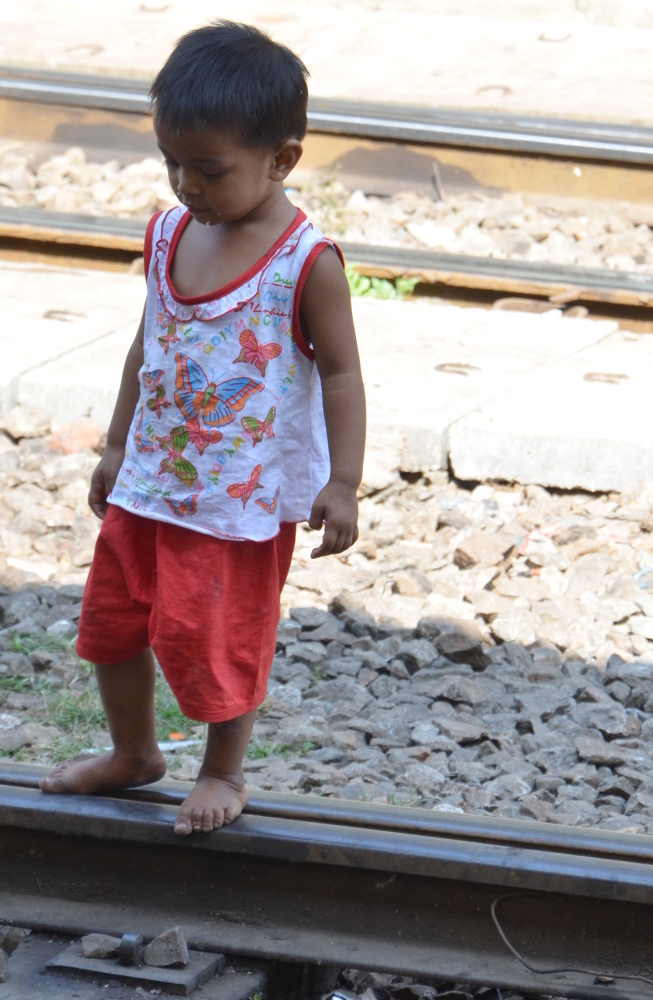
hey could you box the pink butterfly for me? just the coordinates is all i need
[233,329,282,376]
[255,485,280,515]
[185,416,223,456]
[226,464,263,509]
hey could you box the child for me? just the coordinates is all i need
[39,20,365,837]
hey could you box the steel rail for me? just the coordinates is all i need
[2,761,653,865]
[0,205,651,308]
[1,766,653,997]
[1,65,653,164]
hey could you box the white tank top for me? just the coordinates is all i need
[109,206,336,541]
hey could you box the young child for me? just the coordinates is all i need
[39,21,365,836]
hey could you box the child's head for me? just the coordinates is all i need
[150,20,309,225]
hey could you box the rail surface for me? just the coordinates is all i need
[1,205,652,308]
[0,763,652,998]
[2,65,653,164]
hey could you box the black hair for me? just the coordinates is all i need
[150,20,309,148]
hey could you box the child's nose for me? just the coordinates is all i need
[176,169,201,197]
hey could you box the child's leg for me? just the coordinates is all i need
[173,709,256,836]
[39,649,166,794]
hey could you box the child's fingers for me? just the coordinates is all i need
[332,528,355,555]
[88,477,108,520]
[310,522,339,559]
[308,502,325,532]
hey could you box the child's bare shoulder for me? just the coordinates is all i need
[300,244,350,309]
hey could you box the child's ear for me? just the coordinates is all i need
[270,140,303,181]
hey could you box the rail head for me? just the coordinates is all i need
[1,66,653,163]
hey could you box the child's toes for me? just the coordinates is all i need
[223,802,241,824]
[191,806,205,832]
[174,810,193,836]
[212,808,225,829]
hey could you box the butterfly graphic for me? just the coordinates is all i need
[233,329,282,377]
[157,425,198,486]
[185,416,223,456]
[255,485,280,515]
[134,409,156,453]
[158,320,181,355]
[174,353,263,428]
[241,406,276,447]
[142,368,164,390]
[146,384,172,418]
[164,493,199,517]
[226,464,263,509]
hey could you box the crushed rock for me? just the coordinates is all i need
[0,145,651,274]
[3,427,653,832]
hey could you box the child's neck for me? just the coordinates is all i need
[170,188,299,299]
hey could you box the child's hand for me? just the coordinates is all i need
[308,480,359,559]
[88,445,125,519]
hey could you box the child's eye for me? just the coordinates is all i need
[163,159,179,170]
[202,171,223,180]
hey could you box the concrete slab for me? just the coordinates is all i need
[0,261,144,422]
[2,2,653,125]
[355,297,616,481]
[449,328,653,491]
[17,324,135,428]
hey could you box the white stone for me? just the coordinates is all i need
[1,404,50,439]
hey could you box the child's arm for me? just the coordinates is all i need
[88,306,146,519]
[299,248,366,559]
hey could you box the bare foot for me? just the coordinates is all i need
[174,773,248,836]
[39,748,167,796]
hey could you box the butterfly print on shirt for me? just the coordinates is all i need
[174,353,263,429]
[241,406,276,446]
[233,329,282,377]
[226,464,264,509]
[157,425,198,487]
[164,492,199,517]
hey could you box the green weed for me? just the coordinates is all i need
[154,674,195,741]
[346,265,419,300]
[246,739,314,760]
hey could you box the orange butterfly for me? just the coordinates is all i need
[255,485,280,515]
[233,329,282,376]
[164,493,199,517]
[226,464,264,509]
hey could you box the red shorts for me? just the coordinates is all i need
[76,505,296,722]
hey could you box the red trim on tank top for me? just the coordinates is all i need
[291,241,345,361]
[164,208,307,305]
[144,210,164,279]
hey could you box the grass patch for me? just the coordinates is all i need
[346,266,419,300]
[154,673,196,741]
[246,739,314,760]
[0,664,200,762]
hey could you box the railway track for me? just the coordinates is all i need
[1,68,653,312]
[2,66,653,165]
[2,204,653,312]
[0,762,653,999]
[0,68,653,998]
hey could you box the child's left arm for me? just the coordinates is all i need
[299,247,366,559]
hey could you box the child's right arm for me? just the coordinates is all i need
[88,306,146,519]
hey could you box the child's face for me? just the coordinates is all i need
[155,122,301,225]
